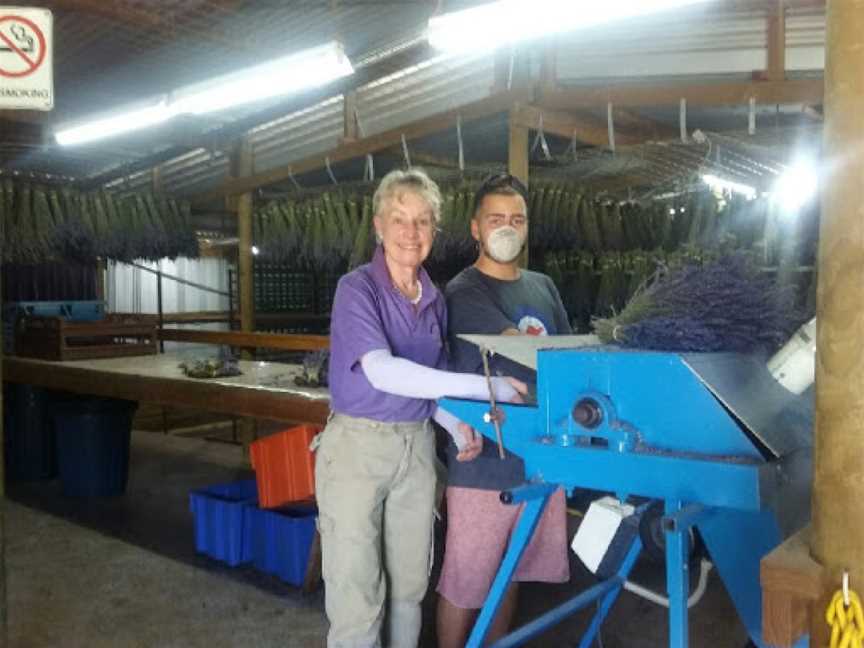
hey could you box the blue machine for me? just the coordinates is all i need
[439,339,813,648]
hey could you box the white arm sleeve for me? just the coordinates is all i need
[360,349,519,402]
[433,406,467,451]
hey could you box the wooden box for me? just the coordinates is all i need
[15,314,158,361]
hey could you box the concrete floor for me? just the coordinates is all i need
[5,430,749,647]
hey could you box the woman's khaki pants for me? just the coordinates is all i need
[314,414,436,648]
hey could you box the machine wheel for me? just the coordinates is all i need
[638,502,705,568]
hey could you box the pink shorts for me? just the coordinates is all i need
[436,486,570,609]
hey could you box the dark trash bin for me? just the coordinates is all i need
[54,396,137,497]
[4,383,57,481]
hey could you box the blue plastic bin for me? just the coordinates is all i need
[6,300,105,321]
[189,480,257,567]
[248,504,317,586]
[54,396,137,497]
[3,383,57,481]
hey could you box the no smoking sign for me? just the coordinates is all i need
[0,7,52,110]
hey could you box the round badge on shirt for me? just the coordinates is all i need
[517,315,548,336]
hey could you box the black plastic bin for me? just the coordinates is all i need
[4,383,57,481]
[54,396,137,497]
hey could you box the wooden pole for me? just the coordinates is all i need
[766,0,786,82]
[233,139,255,346]
[508,108,530,266]
[232,138,257,450]
[811,1,864,644]
[508,109,529,186]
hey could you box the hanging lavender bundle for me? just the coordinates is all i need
[593,253,797,353]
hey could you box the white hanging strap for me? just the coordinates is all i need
[607,102,616,154]
[679,98,688,143]
[748,97,756,135]
[401,133,412,168]
[287,166,301,190]
[456,114,465,172]
[325,156,338,185]
[531,111,552,161]
[507,48,515,91]
[364,153,375,182]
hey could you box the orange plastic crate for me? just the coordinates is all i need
[250,425,321,508]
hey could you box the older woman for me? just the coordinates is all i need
[316,168,524,648]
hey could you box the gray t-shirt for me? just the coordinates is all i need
[444,266,572,490]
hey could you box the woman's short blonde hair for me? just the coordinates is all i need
[372,167,442,224]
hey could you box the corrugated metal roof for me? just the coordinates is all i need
[10,1,440,182]
[4,1,828,199]
[555,4,825,83]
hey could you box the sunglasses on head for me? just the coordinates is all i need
[472,173,529,214]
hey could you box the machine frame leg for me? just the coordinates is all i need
[466,483,557,648]
[486,537,643,648]
[575,535,643,648]
[665,499,692,648]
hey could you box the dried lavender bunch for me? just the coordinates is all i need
[593,253,797,353]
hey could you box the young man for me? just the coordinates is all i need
[436,174,571,647]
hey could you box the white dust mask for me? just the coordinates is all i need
[485,225,525,263]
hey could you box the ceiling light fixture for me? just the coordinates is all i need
[56,41,354,146]
[170,41,354,116]
[56,100,174,147]
[428,0,714,54]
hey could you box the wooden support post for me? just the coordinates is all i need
[508,108,529,266]
[232,139,255,350]
[232,139,257,450]
[766,0,786,81]
[508,108,529,186]
[811,1,864,645]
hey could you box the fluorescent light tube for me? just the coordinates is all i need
[56,41,353,146]
[56,100,174,146]
[170,41,353,115]
[428,0,714,54]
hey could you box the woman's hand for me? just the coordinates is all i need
[455,423,483,462]
[491,376,528,404]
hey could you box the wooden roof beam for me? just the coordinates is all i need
[192,89,531,204]
[381,146,461,169]
[611,109,679,141]
[538,78,823,110]
[511,103,639,148]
